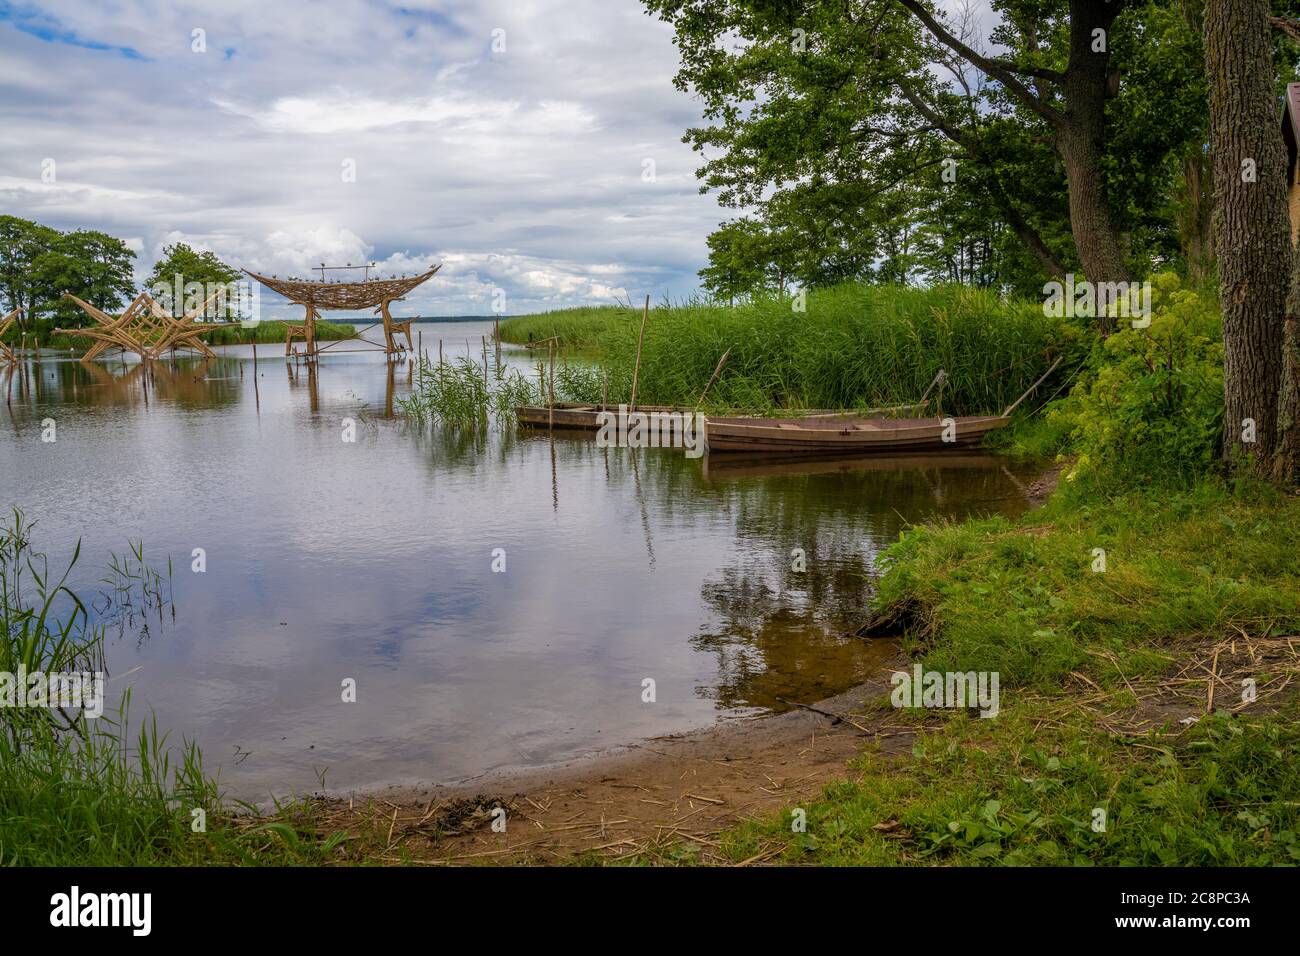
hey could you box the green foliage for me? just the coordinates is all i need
[1049,273,1224,490]
[0,216,137,328]
[401,355,543,427]
[719,704,1300,867]
[200,320,354,346]
[871,481,1300,690]
[3,318,355,350]
[145,242,242,320]
[644,0,1209,298]
[507,283,1078,415]
[497,306,626,350]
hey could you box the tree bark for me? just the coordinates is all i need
[1274,302,1300,483]
[1055,0,1132,294]
[1205,0,1291,469]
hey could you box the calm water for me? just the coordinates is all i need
[1,320,1037,799]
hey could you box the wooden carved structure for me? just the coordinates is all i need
[54,290,237,362]
[243,265,440,359]
[1,308,21,367]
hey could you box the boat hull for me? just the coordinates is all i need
[703,414,1008,454]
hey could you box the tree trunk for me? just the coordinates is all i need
[1274,302,1300,483]
[1057,0,1132,297]
[1205,0,1291,469]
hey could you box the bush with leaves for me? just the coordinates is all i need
[1051,273,1223,491]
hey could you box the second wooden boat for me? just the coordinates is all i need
[702,413,1009,453]
[702,356,1063,455]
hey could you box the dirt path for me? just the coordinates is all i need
[327,655,915,864]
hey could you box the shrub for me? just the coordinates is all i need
[1051,272,1223,490]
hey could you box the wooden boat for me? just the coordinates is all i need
[703,356,1062,455]
[515,402,684,429]
[703,413,1009,454]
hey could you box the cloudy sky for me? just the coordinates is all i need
[0,0,727,318]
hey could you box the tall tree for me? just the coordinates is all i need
[0,216,60,331]
[1204,0,1291,469]
[146,243,241,319]
[31,230,137,326]
[645,0,1207,306]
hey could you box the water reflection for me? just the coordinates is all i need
[1,326,1038,797]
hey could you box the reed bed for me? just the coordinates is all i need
[501,284,1078,416]
[400,355,540,428]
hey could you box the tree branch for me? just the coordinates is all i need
[1271,15,1300,43]
[893,0,1066,127]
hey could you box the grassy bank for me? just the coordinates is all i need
[620,274,1300,866]
[2,319,355,352]
[684,481,1300,866]
[500,285,1080,415]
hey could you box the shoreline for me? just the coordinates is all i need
[316,652,916,864]
[306,465,1065,864]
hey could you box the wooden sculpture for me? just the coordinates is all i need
[244,265,440,359]
[0,308,21,366]
[54,289,237,362]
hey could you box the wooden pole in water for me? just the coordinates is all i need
[695,347,731,409]
[629,294,649,413]
[482,335,489,385]
[547,339,555,429]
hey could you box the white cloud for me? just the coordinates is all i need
[0,0,720,313]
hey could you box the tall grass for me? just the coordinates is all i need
[0,512,346,865]
[400,355,542,427]
[497,306,626,350]
[500,284,1081,415]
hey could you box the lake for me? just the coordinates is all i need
[1,320,1038,799]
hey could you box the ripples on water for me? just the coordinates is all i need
[0,321,1037,798]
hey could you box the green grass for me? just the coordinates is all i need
[400,355,542,428]
[705,703,1300,866]
[497,306,625,350]
[625,479,1300,866]
[500,284,1082,415]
